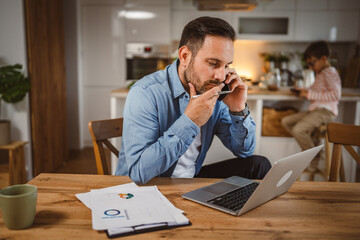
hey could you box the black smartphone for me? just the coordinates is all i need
[217,83,231,101]
[290,87,301,94]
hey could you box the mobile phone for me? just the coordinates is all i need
[217,84,231,101]
[290,87,301,94]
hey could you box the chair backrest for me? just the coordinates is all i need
[88,118,123,175]
[327,123,360,182]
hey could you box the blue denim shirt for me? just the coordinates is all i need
[115,60,256,184]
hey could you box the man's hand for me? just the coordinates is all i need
[222,68,247,112]
[184,83,224,127]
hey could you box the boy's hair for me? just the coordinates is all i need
[304,41,330,59]
[179,16,236,58]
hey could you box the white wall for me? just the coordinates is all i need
[0,0,32,180]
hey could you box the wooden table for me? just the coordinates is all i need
[1,173,360,239]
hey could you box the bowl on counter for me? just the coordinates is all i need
[267,84,279,91]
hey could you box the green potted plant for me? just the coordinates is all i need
[260,53,277,72]
[0,64,30,145]
[277,53,290,70]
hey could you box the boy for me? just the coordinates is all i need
[282,41,342,171]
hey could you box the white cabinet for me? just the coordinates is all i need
[294,12,330,41]
[124,0,170,44]
[328,11,359,41]
[126,0,169,5]
[261,0,295,11]
[296,0,328,10]
[81,4,126,86]
[294,11,359,41]
[328,0,360,10]
[171,10,233,41]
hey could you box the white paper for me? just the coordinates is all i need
[75,182,138,209]
[91,186,177,230]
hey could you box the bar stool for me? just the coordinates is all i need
[301,123,341,181]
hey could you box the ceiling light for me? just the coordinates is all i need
[118,11,156,20]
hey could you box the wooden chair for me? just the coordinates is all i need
[327,123,360,182]
[88,118,123,175]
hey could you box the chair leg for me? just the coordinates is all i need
[340,158,345,182]
[329,144,342,182]
[309,172,315,181]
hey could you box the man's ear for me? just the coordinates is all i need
[178,46,192,68]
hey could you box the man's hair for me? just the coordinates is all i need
[304,41,330,59]
[178,16,236,57]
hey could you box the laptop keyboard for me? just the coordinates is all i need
[206,182,259,212]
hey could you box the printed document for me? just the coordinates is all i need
[76,183,189,235]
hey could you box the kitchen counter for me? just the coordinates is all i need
[111,86,360,99]
[110,87,360,181]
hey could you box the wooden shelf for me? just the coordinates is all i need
[0,141,28,186]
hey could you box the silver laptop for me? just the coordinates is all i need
[182,145,323,216]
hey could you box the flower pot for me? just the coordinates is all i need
[0,120,11,146]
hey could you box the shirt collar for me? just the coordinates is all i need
[168,59,188,99]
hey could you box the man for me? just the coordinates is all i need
[116,16,271,184]
[282,41,341,171]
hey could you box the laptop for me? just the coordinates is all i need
[182,145,323,216]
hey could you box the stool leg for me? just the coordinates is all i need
[325,131,331,180]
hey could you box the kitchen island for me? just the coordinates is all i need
[110,87,360,181]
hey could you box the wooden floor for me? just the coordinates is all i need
[55,147,99,174]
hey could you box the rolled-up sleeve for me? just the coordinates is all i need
[215,106,256,158]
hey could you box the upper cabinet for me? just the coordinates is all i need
[124,0,170,44]
[260,0,295,11]
[294,0,360,42]
[81,3,126,87]
[170,0,233,41]
[171,10,233,41]
[328,0,360,10]
[296,0,328,10]
[294,11,359,42]
[170,0,360,42]
[232,11,295,41]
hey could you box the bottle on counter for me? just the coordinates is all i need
[267,68,281,91]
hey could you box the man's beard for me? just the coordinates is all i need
[183,59,219,94]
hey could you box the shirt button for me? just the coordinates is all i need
[236,120,239,124]
[192,135,195,138]
[185,95,188,99]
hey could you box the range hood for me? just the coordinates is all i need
[194,0,257,11]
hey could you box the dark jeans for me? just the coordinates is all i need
[196,155,271,180]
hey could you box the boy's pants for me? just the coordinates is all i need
[281,108,335,169]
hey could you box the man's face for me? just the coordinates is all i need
[184,36,234,94]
